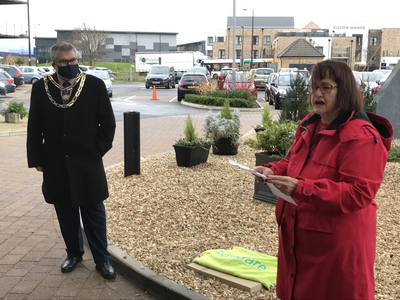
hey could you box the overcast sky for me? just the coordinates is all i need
[0,0,398,53]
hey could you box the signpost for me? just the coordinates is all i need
[381,62,387,70]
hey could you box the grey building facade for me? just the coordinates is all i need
[34,30,178,64]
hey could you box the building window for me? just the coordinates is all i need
[253,50,259,59]
[218,50,225,59]
[263,36,271,45]
[236,36,242,45]
[315,46,323,53]
[207,50,213,57]
[207,37,213,46]
[370,36,378,46]
[217,36,224,43]
[253,36,259,45]
[236,50,242,59]
[356,36,362,46]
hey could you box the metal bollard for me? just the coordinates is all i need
[124,111,140,177]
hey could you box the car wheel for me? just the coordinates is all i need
[145,84,150,89]
[31,78,38,84]
[275,96,280,109]
[171,81,175,89]
[109,93,112,98]
[177,94,183,102]
[213,74,218,79]
[269,94,273,105]
[166,82,170,89]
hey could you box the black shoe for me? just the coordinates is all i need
[61,256,83,273]
[96,261,116,279]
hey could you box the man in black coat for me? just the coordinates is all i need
[27,41,117,279]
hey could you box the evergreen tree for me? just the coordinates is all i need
[361,81,377,113]
[279,74,310,122]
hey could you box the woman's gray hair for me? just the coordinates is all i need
[50,42,77,62]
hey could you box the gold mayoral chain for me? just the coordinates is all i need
[44,72,86,108]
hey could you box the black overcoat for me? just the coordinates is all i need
[27,73,116,207]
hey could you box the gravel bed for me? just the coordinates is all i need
[105,143,400,300]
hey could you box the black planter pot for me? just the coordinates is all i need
[212,138,238,155]
[173,145,211,167]
[253,152,284,204]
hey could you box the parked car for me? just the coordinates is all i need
[41,66,56,75]
[177,73,208,102]
[251,68,274,90]
[186,67,210,80]
[220,68,232,79]
[86,70,113,97]
[145,65,175,89]
[18,66,45,84]
[357,71,384,92]
[0,82,6,98]
[264,72,278,104]
[269,72,309,109]
[0,64,24,86]
[0,69,16,93]
[279,67,298,74]
[79,65,96,72]
[175,71,184,84]
[223,71,256,96]
[94,67,114,79]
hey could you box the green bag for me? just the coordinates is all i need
[193,247,277,289]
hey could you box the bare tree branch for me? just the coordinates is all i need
[72,23,112,66]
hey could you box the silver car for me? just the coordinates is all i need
[86,70,113,97]
[252,68,274,90]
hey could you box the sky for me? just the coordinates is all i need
[0,0,399,53]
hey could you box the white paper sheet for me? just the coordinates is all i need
[229,160,298,206]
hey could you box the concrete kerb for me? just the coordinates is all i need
[181,100,264,112]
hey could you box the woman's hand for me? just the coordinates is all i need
[266,175,299,196]
[253,166,274,184]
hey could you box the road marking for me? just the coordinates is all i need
[169,97,177,102]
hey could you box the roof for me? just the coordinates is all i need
[227,16,294,29]
[303,22,320,29]
[0,0,27,4]
[55,29,178,35]
[278,39,325,58]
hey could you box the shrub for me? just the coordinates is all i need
[279,75,310,122]
[388,146,400,162]
[2,102,28,120]
[174,114,211,147]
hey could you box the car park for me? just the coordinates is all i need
[177,73,208,102]
[0,82,6,97]
[223,71,256,96]
[251,68,274,90]
[145,65,175,89]
[0,69,16,93]
[86,70,113,97]
[18,66,45,84]
[269,72,309,109]
[0,65,24,86]
[186,67,210,80]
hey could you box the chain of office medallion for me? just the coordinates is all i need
[44,73,86,108]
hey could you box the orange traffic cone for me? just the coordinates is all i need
[151,85,158,100]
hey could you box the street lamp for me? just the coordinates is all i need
[328,39,331,60]
[27,0,32,66]
[243,8,254,70]
[232,0,236,90]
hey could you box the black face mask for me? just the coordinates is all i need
[57,64,80,79]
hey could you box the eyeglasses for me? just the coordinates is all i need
[307,84,338,94]
[54,58,79,67]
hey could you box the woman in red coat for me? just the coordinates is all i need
[254,60,393,299]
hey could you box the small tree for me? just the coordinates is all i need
[279,75,310,122]
[184,114,198,142]
[221,99,233,119]
[361,81,377,113]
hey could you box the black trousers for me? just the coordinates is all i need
[54,202,110,264]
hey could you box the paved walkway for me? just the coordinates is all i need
[0,88,266,299]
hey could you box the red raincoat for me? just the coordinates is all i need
[264,110,393,300]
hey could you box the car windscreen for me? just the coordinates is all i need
[255,69,273,75]
[221,69,232,76]
[181,75,207,84]
[88,72,110,80]
[149,67,169,74]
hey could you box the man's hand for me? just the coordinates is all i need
[266,175,299,196]
[35,166,43,172]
